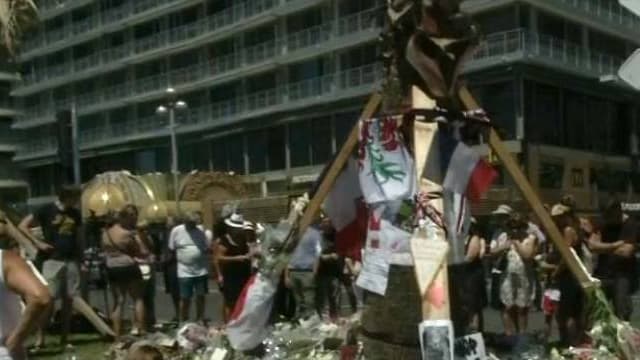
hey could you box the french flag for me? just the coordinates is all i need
[226,273,278,351]
[439,130,497,202]
[323,158,368,261]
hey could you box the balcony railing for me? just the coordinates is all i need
[74,63,380,150]
[471,29,624,76]
[18,5,381,94]
[554,0,640,29]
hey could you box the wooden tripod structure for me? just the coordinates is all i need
[291,83,596,355]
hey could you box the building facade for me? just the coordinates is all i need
[10,0,640,212]
[0,55,27,208]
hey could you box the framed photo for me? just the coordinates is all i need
[419,320,454,360]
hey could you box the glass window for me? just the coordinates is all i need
[227,134,245,174]
[478,82,516,140]
[585,97,608,152]
[248,130,267,174]
[311,117,332,165]
[137,149,158,174]
[211,139,227,171]
[334,111,358,149]
[539,161,564,189]
[289,121,311,167]
[564,90,586,150]
[267,126,285,171]
[526,82,561,145]
[570,168,585,188]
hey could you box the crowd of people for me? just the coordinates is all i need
[0,184,362,357]
[453,196,639,347]
[0,183,637,357]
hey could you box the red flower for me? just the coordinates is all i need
[380,117,399,151]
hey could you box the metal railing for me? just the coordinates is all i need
[18,4,381,92]
[20,63,381,156]
[554,0,640,29]
[471,29,624,76]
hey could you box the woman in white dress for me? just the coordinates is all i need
[491,213,537,336]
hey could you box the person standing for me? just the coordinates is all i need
[168,211,213,323]
[284,222,322,318]
[590,200,638,321]
[491,213,537,336]
[103,205,149,338]
[314,217,350,321]
[19,185,83,348]
[162,216,181,324]
[137,220,158,331]
[218,213,253,320]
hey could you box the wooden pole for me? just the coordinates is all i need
[457,86,596,289]
[410,87,452,320]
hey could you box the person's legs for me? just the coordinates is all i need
[61,262,81,344]
[111,282,126,338]
[193,275,208,322]
[613,277,633,321]
[143,271,157,330]
[502,307,516,336]
[178,277,194,323]
[517,307,529,334]
[340,275,358,314]
[327,278,339,319]
[127,278,146,335]
[315,276,327,318]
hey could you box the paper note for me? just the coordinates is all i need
[411,230,449,296]
[357,247,391,295]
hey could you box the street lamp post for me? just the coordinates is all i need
[157,87,188,216]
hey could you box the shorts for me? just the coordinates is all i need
[542,289,560,316]
[178,275,209,299]
[107,265,141,284]
[42,259,80,299]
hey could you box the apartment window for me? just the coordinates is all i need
[137,149,158,174]
[475,6,516,34]
[245,25,275,47]
[564,90,586,150]
[340,44,378,70]
[539,161,564,189]
[267,126,285,171]
[537,12,564,39]
[611,103,631,156]
[211,139,228,171]
[289,59,325,82]
[289,121,311,167]
[585,97,608,153]
[248,130,267,174]
[228,134,245,174]
[311,117,332,165]
[526,82,561,145]
[339,0,376,15]
[476,82,517,140]
[286,8,322,33]
[206,0,233,14]
[570,168,584,188]
[335,111,359,149]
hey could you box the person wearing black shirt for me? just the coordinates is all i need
[19,185,82,348]
[589,200,638,321]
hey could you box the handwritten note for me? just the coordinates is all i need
[411,230,449,296]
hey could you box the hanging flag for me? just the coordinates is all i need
[226,273,278,351]
[439,130,497,202]
[324,159,368,261]
[358,117,417,204]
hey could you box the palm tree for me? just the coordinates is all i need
[0,0,37,54]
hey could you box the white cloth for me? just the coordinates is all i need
[168,224,212,278]
[288,227,322,271]
[0,250,22,360]
[227,273,278,351]
[358,118,416,204]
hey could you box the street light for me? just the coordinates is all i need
[156,87,188,214]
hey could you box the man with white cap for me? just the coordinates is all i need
[168,211,213,323]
